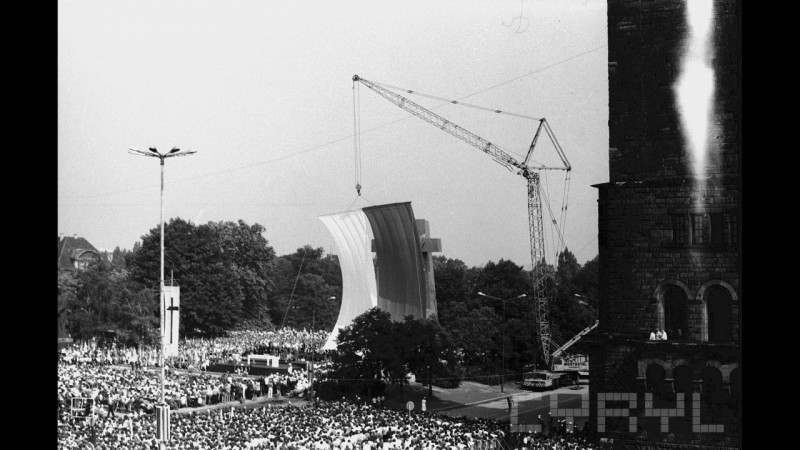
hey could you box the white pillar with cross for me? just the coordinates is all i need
[161,286,180,357]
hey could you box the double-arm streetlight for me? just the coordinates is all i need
[129,146,195,448]
[477,291,527,393]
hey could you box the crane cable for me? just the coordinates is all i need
[281,250,307,329]
[540,174,569,259]
[543,121,572,248]
[559,171,572,253]
[542,171,559,263]
[353,79,363,196]
[357,76,573,261]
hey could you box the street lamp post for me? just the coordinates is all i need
[129,146,195,447]
[478,292,526,393]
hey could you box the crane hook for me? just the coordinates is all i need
[356,183,362,196]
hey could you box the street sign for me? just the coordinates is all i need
[406,401,414,411]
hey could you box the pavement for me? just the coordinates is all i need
[424,381,591,428]
[368,379,589,423]
[175,379,588,421]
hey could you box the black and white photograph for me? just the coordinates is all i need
[58,1,741,449]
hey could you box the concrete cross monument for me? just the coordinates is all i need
[367,207,442,321]
[416,219,441,319]
[161,286,180,357]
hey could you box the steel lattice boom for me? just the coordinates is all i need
[353,75,570,369]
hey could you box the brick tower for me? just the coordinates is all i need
[585,1,740,448]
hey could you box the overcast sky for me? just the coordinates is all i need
[58,0,608,269]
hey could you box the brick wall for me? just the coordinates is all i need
[587,1,741,448]
[587,340,740,448]
[597,178,739,340]
[607,0,739,183]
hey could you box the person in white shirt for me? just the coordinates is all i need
[649,329,656,340]
[660,329,668,340]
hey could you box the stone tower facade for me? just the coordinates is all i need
[584,1,740,448]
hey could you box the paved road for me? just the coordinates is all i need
[425,381,590,429]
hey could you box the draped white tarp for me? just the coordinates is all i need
[319,210,378,350]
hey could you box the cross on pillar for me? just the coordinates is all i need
[415,219,441,319]
[167,298,179,345]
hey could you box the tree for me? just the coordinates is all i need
[127,218,277,336]
[473,259,532,315]
[545,250,598,354]
[432,256,471,323]
[63,263,157,345]
[447,304,499,369]
[573,255,599,303]
[270,246,342,330]
[274,273,336,330]
[329,307,404,398]
[556,249,580,288]
[401,316,459,394]
[111,246,134,270]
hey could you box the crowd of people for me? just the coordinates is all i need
[57,329,610,450]
[57,397,609,450]
[58,360,312,417]
[61,328,331,372]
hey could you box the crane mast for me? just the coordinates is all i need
[352,75,570,369]
[527,173,551,366]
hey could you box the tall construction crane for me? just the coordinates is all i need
[352,75,571,368]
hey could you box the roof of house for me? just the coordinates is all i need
[57,235,104,270]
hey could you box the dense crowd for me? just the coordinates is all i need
[57,329,609,450]
[58,362,311,416]
[57,397,607,450]
[61,328,330,372]
[57,399,505,450]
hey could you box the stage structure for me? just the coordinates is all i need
[320,202,440,350]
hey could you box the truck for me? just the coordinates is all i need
[521,320,598,390]
[522,368,567,390]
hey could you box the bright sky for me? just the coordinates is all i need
[58,0,608,269]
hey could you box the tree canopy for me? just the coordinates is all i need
[59,262,157,346]
[61,217,599,389]
[127,218,277,336]
[325,307,459,398]
[269,246,342,331]
[432,250,599,375]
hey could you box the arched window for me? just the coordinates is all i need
[645,363,667,395]
[707,285,732,342]
[672,365,694,394]
[663,286,688,341]
[701,366,726,404]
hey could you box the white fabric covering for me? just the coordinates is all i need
[319,210,378,350]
